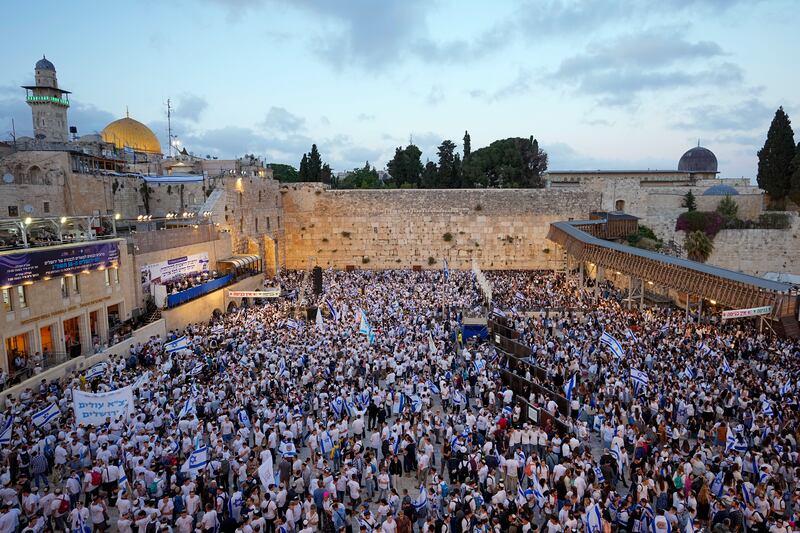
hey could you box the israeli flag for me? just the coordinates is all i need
[85,362,107,381]
[181,446,208,475]
[492,308,507,318]
[779,378,792,396]
[625,328,638,343]
[725,431,737,453]
[164,336,190,353]
[210,324,224,335]
[316,307,325,331]
[530,475,546,508]
[684,366,697,380]
[514,291,525,302]
[0,416,14,445]
[278,358,289,378]
[359,311,376,344]
[285,318,301,330]
[132,371,151,390]
[592,414,605,432]
[473,359,486,373]
[32,403,60,428]
[319,431,334,455]
[326,299,340,321]
[443,258,449,281]
[563,373,577,401]
[413,484,428,511]
[410,395,423,414]
[699,342,712,356]
[586,503,604,533]
[451,390,465,406]
[593,466,605,483]
[762,401,774,417]
[516,485,527,506]
[428,332,437,354]
[344,399,355,418]
[118,463,129,495]
[392,435,402,455]
[685,517,695,533]
[238,409,251,428]
[393,393,406,415]
[331,397,344,418]
[179,397,195,418]
[710,470,724,497]
[741,482,754,506]
[722,357,732,374]
[600,331,624,359]
[426,380,440,395]
[610,442,624,475]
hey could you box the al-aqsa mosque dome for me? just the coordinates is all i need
[101,115,162,155]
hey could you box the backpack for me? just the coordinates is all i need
[91,471,102,486]
[58,497,70,515]
[145,520,158,533]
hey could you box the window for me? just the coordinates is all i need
[43,201,50,213]
[61,278,69,298]
[255,217,259,232]
[277,216,281,227]
[16,285,27,308]
[111,267,119,284]
[2,288,11,312]
[615,199,626,211]
[266,217,270,230]
[104,269,111,286]
[8,206,18,217]
[70,275,79,295]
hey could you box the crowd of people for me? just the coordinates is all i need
[1,268,798,533]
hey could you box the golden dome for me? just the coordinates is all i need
[101,117,162,154]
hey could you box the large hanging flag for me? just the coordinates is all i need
[563,373,577,401]
[181,446,208,475]
[164,336,190,353]
[0,416,13,445]
[85,362,107,381]
[32,403,60,428]
[600,331,624,358]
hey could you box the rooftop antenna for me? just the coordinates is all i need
[166,98,176,157]
[697,139,700,147]
[409,133,413,145]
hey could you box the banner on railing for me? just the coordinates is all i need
[73,386,134,425]
[141,252,209,294]
[228,288,281,298]
[721,305,772,320]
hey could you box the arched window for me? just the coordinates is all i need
[615,199,625,212]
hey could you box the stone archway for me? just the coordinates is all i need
[226,301,238,313]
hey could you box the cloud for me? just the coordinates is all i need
[546,141,675,170]
[488,69,531,102]
[426,85,444,105]
[356,113,375,122]
[671,98,773,132]
[549,29,742,104]
[175,93,208,122]
[261,106,306,132]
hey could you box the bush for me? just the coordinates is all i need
[341,231,351,238]
[716,195,739,223]
[361,256,370,264]
[442,232,453,242]
[675,211,723,237]
[757,212,791,229]
[428,256,436,265]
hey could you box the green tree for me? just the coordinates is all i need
[463,130,471,160]
[790,142,800,201]
[436,140,457,188]
[757,107,796,203]
[386,144,423,187]
[338,161,382,189]
[462,136,548,188]
[422,161,438,188]
[298,153,309,182]
[684,231,714,263]
[321,163,332,186]
[681,190,697,211]
[716,194,739,224]
[308,144,322,181]
[268,163,299,182]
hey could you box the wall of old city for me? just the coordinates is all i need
[280,184,601,270]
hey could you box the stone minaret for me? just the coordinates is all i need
[22,56,70,142]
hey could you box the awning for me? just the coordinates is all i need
[218,254,260,269]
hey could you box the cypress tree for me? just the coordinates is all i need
[757,107,796,201]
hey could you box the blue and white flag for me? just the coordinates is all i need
[285,318,301,330]
[428,332,437,354]
[685,517,695,533]
[359,311,376,344]
[762,401,774,417]
[331,397,345,418]
[600,331,624,359]
[443,258,449,281]
[181,446,208,475]
[179,397,195,418]
[451,390,465,406]
[85,362,107,381]
[473,359,486,373]
[0,416,13,445]
[410,395,423,414]
[188,363,204,376]
[238,409,251,428]
[630,368,649,395]
[210,324,224,335]
[779,378,792,396]
[585,503,604,533]
[711,470,724,498]
[699,342,713,356]
[610,442,624,475]
[722,357,732,374]
[741,482,754,506]
[316,307,325,331]
[592,414,605,432]
[118,463,129,495]
[426,380,440,395]
[625,328,638,343]
[413,484,428,511]
[132,371,151,390]
[392,393,406,415]
[563,373,577,401]
[516,485,528,506]
[319,431,334,456]
[514,291,525,302]
[326,299,340,321]
[684,366,696,380]
[492,308,507,318]
[32,403,60,428]
[593,466,605,483]
[278,358,289,378]
[164,336,190,353]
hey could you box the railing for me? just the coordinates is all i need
[166,273,234,308]
[127,224,219,254]
[4,351,70,390]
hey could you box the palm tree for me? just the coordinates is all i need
[684,231,714,262]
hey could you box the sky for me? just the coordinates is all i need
[1,0,798,178]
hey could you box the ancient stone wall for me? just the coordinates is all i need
[280,184,601,270]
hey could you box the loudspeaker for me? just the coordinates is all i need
[306,306,318,320]
[312,266,323,294]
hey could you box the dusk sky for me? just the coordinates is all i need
[1,0,798,177]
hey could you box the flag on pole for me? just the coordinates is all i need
[762,401,774,417]
[181,446,208,475]
[563,373,577,401]
[630,368,649,395]
[492,308,507,318]
[600,331,624,358]
[32,403,60,428]
[164,336,190,353]
[0,416,13,445]
[326,299,340,321]
[684,366,697,380]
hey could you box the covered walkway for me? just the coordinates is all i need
[547,219,799,335]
